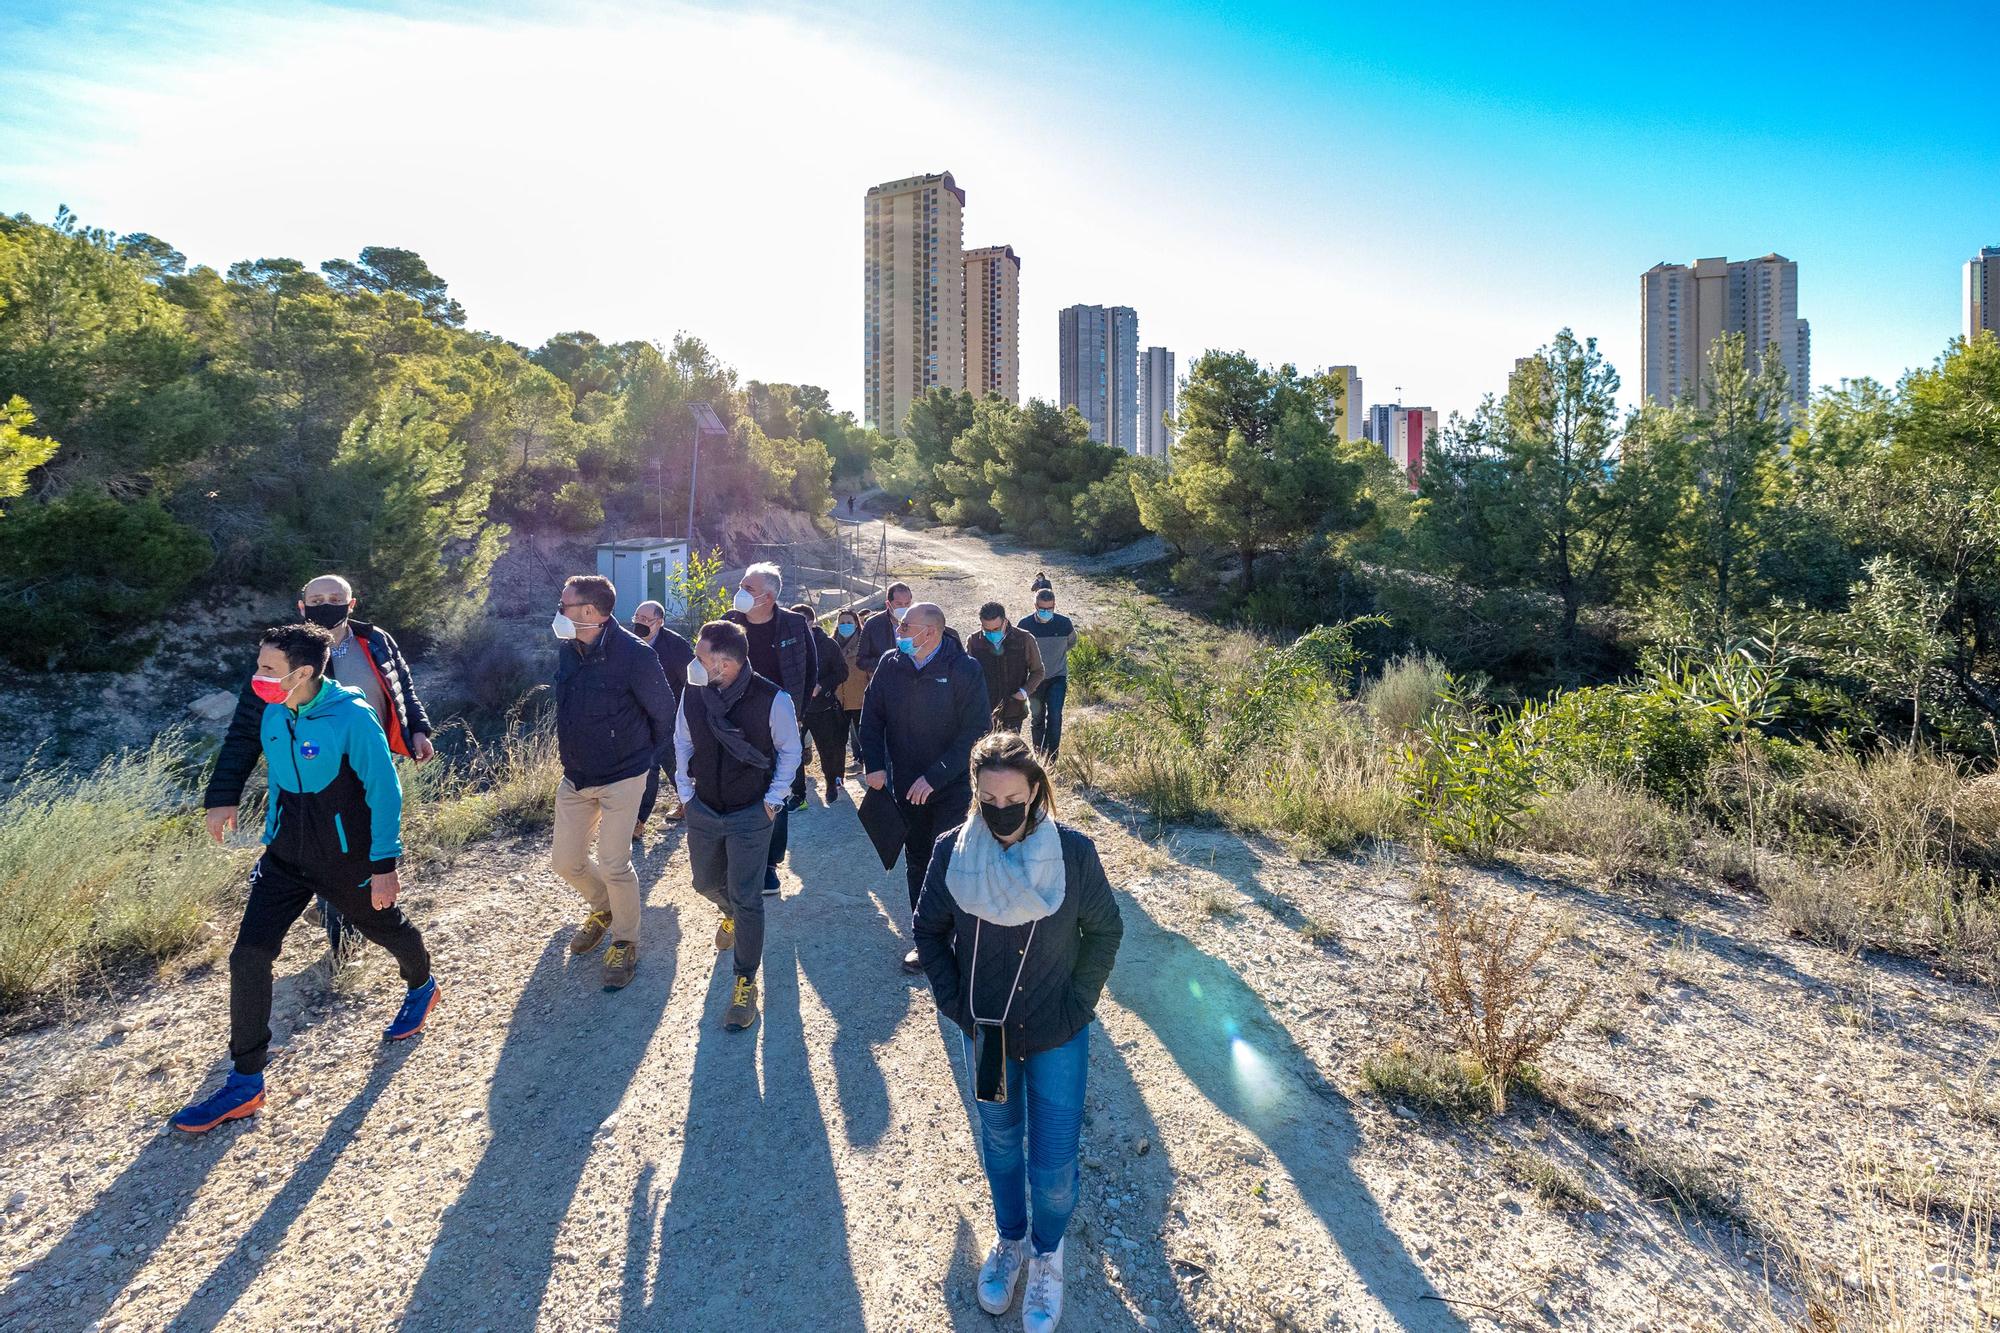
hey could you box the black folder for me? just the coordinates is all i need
[857,784,908,869]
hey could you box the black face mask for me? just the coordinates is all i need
[634,623,656,640]
[979,799,1033,839]
[302,604,349,631]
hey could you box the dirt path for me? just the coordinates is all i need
[2,524,1987,1331]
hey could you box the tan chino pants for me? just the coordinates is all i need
[549,773,648,945]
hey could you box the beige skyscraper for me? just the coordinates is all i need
[964,244,1021,403]
[863,172,965,435]
[1641,253,1810,410]
[1326,365,1363,442]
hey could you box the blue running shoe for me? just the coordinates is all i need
[171,1071,264,1133]
[384,977,439,1042]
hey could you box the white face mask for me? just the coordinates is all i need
[686,658,711,687]
[890,604,910,622]
[551,611,578,641]
[732,588,757,614]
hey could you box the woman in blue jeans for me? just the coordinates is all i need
[914,731,1124,1332]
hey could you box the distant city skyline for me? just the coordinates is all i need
[3,1,1993,427]
[1139,346,1175,457]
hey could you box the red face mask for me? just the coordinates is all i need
[251,672,294,704]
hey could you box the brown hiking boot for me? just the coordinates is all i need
[601,940,638,990]
[570,910,613,956]
[724,976,758,1030]
[715,916,735,953]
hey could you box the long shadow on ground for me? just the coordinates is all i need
[1107,893,1464,1330]
[165,1052,407,1331]
[621,936,865,1327]
[400,908,678,1332]
[0,943,368,1333]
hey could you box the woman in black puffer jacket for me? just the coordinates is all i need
[914,731,1122,1332]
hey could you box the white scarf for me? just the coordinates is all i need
[945,809,1065,926]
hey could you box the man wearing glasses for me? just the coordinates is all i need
[549,575,677,990]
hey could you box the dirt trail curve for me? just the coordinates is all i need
[0,525,1746,1331]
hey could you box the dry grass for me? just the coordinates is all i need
[1419,869,1590,1113]
[402,700,563,864]
[1521,777,1692,885]
[1498,1145,1603,1212]
[1362,653,1454,741]
[0,733,249,1009]
[1358,1038,1488,1119]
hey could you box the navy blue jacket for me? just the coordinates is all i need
[914,822,1125,1056]
[857,634,989,799]
[554,619,678,789]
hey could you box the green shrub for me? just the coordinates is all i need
[0,491,213,670]
[1396,682,1546,860]
[1359,1038,1489,1118]
[1533,683,1722,806]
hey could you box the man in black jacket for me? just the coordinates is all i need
[854,581,914,678]
[792,602,852,804]
[673,620,802,1032]
[202,574,435,965]
[724,562,816,895]
[631,599,695,835]
[858,601,989,970]
[550,574,677,990]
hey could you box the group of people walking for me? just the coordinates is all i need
[175,560,1113,1330]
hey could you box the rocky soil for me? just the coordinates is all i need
[0,522,1994,1331]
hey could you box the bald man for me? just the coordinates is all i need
[857,602,988,971]
[204,574,436,963]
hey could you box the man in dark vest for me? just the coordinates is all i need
[968,600,1046,735]
[724,561,816,895]
[675,620,801,1031]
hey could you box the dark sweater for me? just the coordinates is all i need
[913,822,1125,1056]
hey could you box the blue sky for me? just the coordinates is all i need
[3,0,1995,423]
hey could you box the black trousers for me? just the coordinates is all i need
[802,707,849,788]
[229,853,431,1075]
[899,780,971,912]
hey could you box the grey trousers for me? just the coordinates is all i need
[684,796,777,980]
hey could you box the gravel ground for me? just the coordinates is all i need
[0,523,1993,1331]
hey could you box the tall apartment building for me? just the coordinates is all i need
[1139,346,1175,457]
[963,244,1021,403]
[1968,247,2000,342]
[1058,304,1140,451]
[1641,253,1811,410]
[1326,365,1363,442]
[1367,403,1434,490]
[863,172,965,435]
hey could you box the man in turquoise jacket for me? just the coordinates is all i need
[172,623,440,1133]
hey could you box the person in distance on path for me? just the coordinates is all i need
[857,601,988,972]
[914,732,1123,1331]
[172,623,439,1133]
[549,575,677,990]
[968,600,1045,736]
[1019,587,1078,759]
[630,599,695,836]
[674,620,801,1031]
[793,601,852,804]
[204,574,437,969]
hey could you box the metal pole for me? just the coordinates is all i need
[686,432,700,541]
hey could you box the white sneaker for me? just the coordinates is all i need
[976,1235,1027,1314]
[1021,1239,1064,1332]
